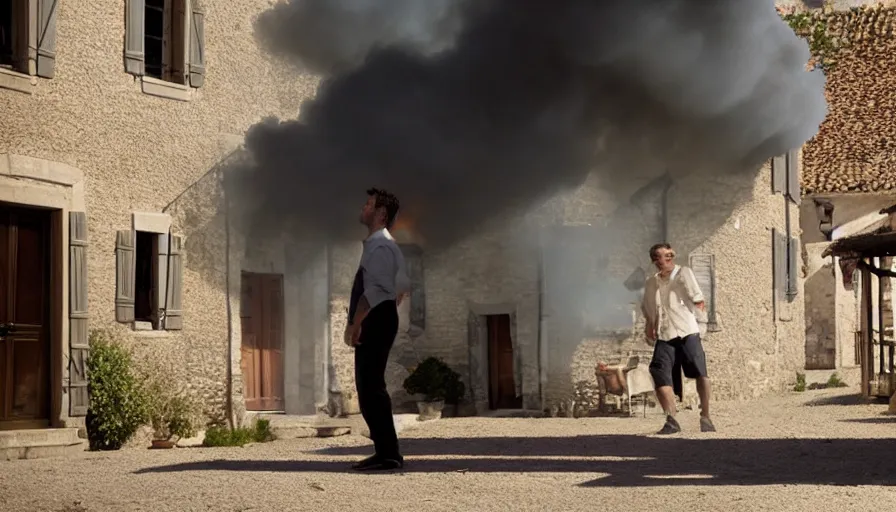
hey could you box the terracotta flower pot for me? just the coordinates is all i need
[151,439,176,449]
[416,400,444,421]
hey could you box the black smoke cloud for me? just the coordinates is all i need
[231,0,827,247]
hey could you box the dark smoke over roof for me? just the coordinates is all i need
[230,0,827,248]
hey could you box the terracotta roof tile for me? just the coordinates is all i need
[798,6,896,194]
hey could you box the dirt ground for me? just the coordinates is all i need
[2,387,895,512]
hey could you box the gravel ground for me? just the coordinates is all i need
[2,387,895,512]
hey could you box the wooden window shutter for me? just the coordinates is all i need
[35,0,59,78]
[772,229,788,304]
[69,212,90,416]
[688,253,718,327]
[164,234,184,330]
[771,155,786,194]
[786,149,801,204]
[787,236,800,302]
[169,0,188,83]
[125,0,146,75]
[115,230,136,322]
[188,4,205,88]
[155,234,170,328]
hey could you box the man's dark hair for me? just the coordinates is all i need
[367,188,400,228]
[649,242,673,261]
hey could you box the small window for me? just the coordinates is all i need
[0,0,27,73]
[144,0,186,83]
[134,231,159,327]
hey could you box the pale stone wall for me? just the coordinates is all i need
[668,165,805,400]
[804,242,837,369]
[0,0,317,424]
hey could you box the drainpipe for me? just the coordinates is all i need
[222,171,236,430]
[537,228,549,410]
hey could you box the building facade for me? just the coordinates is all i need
[0,0,317,430]
[2,0,812,434]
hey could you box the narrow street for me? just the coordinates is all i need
[1,388,894,512]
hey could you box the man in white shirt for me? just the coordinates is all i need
[344,188,411,470]
[641,243,716,435]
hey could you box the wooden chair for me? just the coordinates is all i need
[596,354,655,417]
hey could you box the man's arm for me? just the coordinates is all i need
[681,267,706,309]
[351,246,396,333]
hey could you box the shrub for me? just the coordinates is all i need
[142,368,200,441]
[202,419,274,447]
[794,372,807,393]
[403,357,465,403]
[86,330,148,450]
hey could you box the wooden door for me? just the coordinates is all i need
[0,204,51,427]
[240,272,285,411]
[487,314,521,410]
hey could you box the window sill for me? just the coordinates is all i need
[0,67,36,95]
[141,76,192,102]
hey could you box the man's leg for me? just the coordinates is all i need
[352,303,401,470]
[680,333,716,432]
[649,340,681,434]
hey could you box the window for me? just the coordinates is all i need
[399,244,425,331]
[115,213,184,331]
[144,0,186,82]
[0,0,57,80]
[773,228,799,307]
[689,253,719,330]
[134,231,159,326]
[125,0,206,90]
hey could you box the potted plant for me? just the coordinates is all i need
[144,374,198,449]
[403,357,465,421]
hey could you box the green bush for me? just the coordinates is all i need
[142,370,200,441]
[794,372,807,393]
[403,357,465,403]
[86,330,148,450]
[202,418,274,447]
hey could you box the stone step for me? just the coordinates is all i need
[253,413,354,439]
[0,428,86,461]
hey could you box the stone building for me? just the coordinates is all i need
[0,0,317,433]
[1,0,810,443]
[797,4,896,374]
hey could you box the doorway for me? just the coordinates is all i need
[0,203,52,428]
[487,314,521,410]
[240,272,285,411]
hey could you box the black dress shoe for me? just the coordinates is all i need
[351,454,404,471]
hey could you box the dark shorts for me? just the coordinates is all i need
[649,333,708,388]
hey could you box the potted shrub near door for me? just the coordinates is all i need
[144,370,199,449]
[403,357,465,421]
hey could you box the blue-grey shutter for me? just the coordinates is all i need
[772,229,788,304]
[115,230,136,322]
[164,234,184,330]
[771,155,786,194]
[125,0,145,75]
[787,236,800,302]
[188,5,206,87]
[688,253,717,326]
[69,212,89,416]
[36,0,59,78]
[786,149,801,204]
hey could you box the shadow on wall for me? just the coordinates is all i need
[135,434,896,487]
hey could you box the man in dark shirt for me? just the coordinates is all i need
[345,188,410,471]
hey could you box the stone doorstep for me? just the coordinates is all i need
[262,413,424,440]
[0,427,82,449]
[0,428,87,461]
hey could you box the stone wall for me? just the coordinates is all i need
[0,0,317,425]
[804,242,837,369]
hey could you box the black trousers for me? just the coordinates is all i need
[354,300,400,459]
[649,333,709,400]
